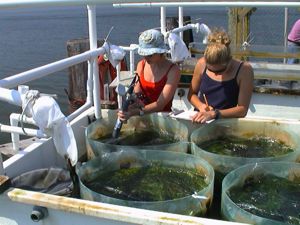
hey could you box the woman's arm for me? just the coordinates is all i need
[188,57,208,112]
[218,62,254,118]
[190,61,254,123]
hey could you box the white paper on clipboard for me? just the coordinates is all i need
[170,110,197,120]
[170,110,214,123]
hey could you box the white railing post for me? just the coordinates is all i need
[129,49,135,74]
[178,6,184,40]
[160,6,166,34]
[0,153,4,175]
[9,113,36,151]
[86,59,94,105]
[116,63,122,109]
[87,4,102,119]
[283,7,289,64]
[10,114,20,151]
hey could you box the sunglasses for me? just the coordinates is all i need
[206,63,228,73]
[144,54,155,58]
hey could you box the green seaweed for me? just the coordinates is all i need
[96,129,178,146]
[1,153,8,161]
[84,164,208,201]
[198,135,294,157]
[228,174,300,224]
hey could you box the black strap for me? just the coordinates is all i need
[126,74,138,95]
[234,62,244,79]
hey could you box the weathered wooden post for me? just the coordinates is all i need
[66,38,104,112]
[228,8,268,86]
[228,8,256,60]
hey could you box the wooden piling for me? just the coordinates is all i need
[66,38,104,112]
[228,8,256,60]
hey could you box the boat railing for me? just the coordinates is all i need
[1,0,300,139]
[0,2,203,155]
[2,6,300,156]
[1,2,300,148]
[113,2,300,8]
[1,2,300,225]
[0,21,205,153]
[0,46,103,152]
[113,1,300,39]
[0,3,145,161]
[0,44,139,150]
[1,1,300,156]
[115,2,300,93]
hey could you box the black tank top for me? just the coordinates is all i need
[198,62,243,109]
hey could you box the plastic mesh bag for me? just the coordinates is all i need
[11,167,73,196]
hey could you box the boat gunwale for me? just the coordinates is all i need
[6,187,248,225]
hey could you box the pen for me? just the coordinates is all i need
[203,93,209,108]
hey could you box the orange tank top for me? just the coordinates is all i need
[138,60,174,112]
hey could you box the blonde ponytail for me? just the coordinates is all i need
[204,28,232,65]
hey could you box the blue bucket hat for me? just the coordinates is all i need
[138,29,168,56]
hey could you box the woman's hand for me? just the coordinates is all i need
[191,110,215,123]
[117,110,133,122]
[117,100,145,122]
[199,104,213,112]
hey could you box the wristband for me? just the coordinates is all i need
[214,109,220,120]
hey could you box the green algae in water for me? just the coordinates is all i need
[228,174,300,224]
[84,165,208,201]
[1,153,8,161]
[198,135,294,157]
[96,129,178,146]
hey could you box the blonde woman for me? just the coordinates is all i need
[188,28,254,123]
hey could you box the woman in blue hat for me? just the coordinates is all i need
[118,29,180,121]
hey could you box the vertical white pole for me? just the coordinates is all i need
[87,4,102,119]
[104,84,109,100]
[116,63,122,109]
[129,49,135,74]
[284,7,289,64]
[0,153,4,175]
[9,85,29,151]
[86,60,93,104]
[10,115,20,151]
[160,7,166,34]
[178,6,184,40]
